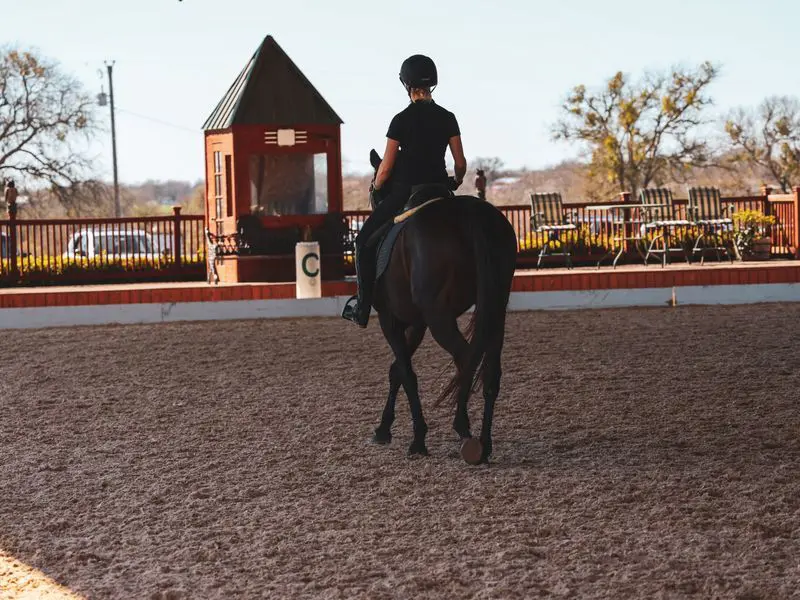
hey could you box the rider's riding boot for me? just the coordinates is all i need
[342,244,374,328]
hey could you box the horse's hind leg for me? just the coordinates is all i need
[427,316,472,440]
[478,323,506,463]
[373,324,426,445]
[378,312,429,457]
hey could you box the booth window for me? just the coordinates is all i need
[213,151,223,218]
[249,153,328,216]
[213,150,224,234]
[224,155,233,217]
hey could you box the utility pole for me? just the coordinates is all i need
[106,61,121,218]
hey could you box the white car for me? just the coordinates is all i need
[63,228,162,260]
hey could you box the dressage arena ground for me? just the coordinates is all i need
[1,303,799,599]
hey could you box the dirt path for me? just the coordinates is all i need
[1,304,799,599]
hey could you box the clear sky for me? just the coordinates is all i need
[5,0,799,184]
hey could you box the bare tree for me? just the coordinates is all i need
[724,96,800,193]
[182,183,206,214]
[51,180,115,217]
[22,179,208,218]
[0,46,98,188]
[472,157,506,185]
[552,62,720,200]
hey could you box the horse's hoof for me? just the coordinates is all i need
[460,437,483,465]
[407,442,429,457]
[372,429,392,445]
[453,424,472,441]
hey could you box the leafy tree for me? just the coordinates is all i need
[552,62,719,200]
[724,95,800,193]
[0,46,98,188]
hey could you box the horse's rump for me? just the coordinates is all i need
[377,196,514,324]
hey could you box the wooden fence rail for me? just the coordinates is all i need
[2,187,798,286]
[0,207,206,286]
[345,187,800,264]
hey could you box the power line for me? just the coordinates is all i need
[115,108,199,134]
[111,108,376,172]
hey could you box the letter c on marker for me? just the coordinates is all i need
[302,252,319,277]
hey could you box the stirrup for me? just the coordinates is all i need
[341,295,369,328]
[342,294,358,316]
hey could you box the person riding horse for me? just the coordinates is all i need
[341,54,468,328]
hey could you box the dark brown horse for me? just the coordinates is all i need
[365,150,518,464]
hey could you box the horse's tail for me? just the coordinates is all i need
[437,204,514,407]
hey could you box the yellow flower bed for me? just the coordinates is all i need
[1,253,207,284]
[519,225,618,254]
[519,224,736,254]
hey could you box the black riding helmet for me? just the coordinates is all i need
[399,54,437,89]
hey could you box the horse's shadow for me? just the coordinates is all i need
[379,412,794,475]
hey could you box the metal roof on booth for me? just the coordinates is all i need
[202,35,343,131]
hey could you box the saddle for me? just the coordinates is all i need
[372,182,454,281]
[393,183,453,224]
[405,183,453,210]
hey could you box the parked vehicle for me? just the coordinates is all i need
[62,228,161,260]
[150,232,174,256]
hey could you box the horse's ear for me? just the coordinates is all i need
[369,149,382,170]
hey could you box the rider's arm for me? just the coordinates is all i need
[374,138,400,190]
[449,135,467,185]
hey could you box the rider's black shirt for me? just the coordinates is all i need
[386,99,460,186]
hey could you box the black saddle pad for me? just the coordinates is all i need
[373,193,484,281]
[374,219,409,282]
[370,185,450,282]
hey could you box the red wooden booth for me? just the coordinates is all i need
[202,35,346,283]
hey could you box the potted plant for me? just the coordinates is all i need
[733,209,775,261]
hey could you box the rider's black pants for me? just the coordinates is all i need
[352,183,411,306]
[356,183,411,249]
